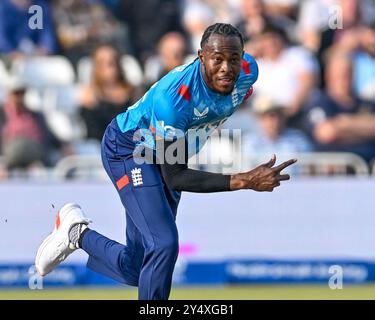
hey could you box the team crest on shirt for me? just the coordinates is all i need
[131,168,143,186]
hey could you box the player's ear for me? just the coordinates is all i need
[198,49,204,62]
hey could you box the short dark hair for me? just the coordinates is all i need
[260,23,287,41]
[200,23,244,49]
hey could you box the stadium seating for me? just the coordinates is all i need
[11,56,75,87]
[53,153,105,181]
[7,56,86,143]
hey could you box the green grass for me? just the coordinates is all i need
[0,284,374,300]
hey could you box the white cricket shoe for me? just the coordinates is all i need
[35,203,92,276]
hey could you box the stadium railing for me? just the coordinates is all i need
[189,151,370,176]
[53,154,106,181]
[50,151,371,181]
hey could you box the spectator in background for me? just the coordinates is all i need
[304,49,375,163]
[144,32,188,87]
[0,0,58,61]
[353,22,375,101]
[79,45,137,142]
[114,0,183,65]
[51,0,131,67]
[182,2,215,53]
[242,95,313,158]
[236,0,295,45]
[297,0,337,53]
[316,0,375,88]
[0,77,62,170]
[262,0,298,20]
[298,0,375,53]
[194,0,241,25]
[255,24,318,127]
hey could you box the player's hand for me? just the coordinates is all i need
[230,154,297,192]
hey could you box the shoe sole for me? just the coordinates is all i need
[35,232,56,276]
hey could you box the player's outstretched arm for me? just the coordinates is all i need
[158,139,296,193]
[159,139,231,193]
[230,154,297,192]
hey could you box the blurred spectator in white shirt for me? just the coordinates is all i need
[255,24,319,127]
[182,2,215,53]
[185,0,242,25]
[262,0,298,19]
[296,0,336,52]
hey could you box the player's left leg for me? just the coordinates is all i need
[35,203,91,276]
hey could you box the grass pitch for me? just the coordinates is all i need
[0,284,374,300]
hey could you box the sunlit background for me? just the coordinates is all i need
[0,0,375,299]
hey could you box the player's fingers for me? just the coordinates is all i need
[265,154,276,168]
[276,174,290,181]
[273,158,297,172]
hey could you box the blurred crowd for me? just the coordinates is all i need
[0,0,374,178]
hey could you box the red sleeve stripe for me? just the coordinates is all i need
[177,84,191,101]
[242,60,251,75]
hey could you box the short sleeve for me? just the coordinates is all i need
[237,52,259,103]
[242,52,259,86]
[151,88,190,141]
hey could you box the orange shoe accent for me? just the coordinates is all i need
[55,212,60,230]
[149,122,156,134]
[116,174,129,190]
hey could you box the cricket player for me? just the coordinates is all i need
[35,23,297,300]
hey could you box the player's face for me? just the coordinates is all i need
[199,35,243,95]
